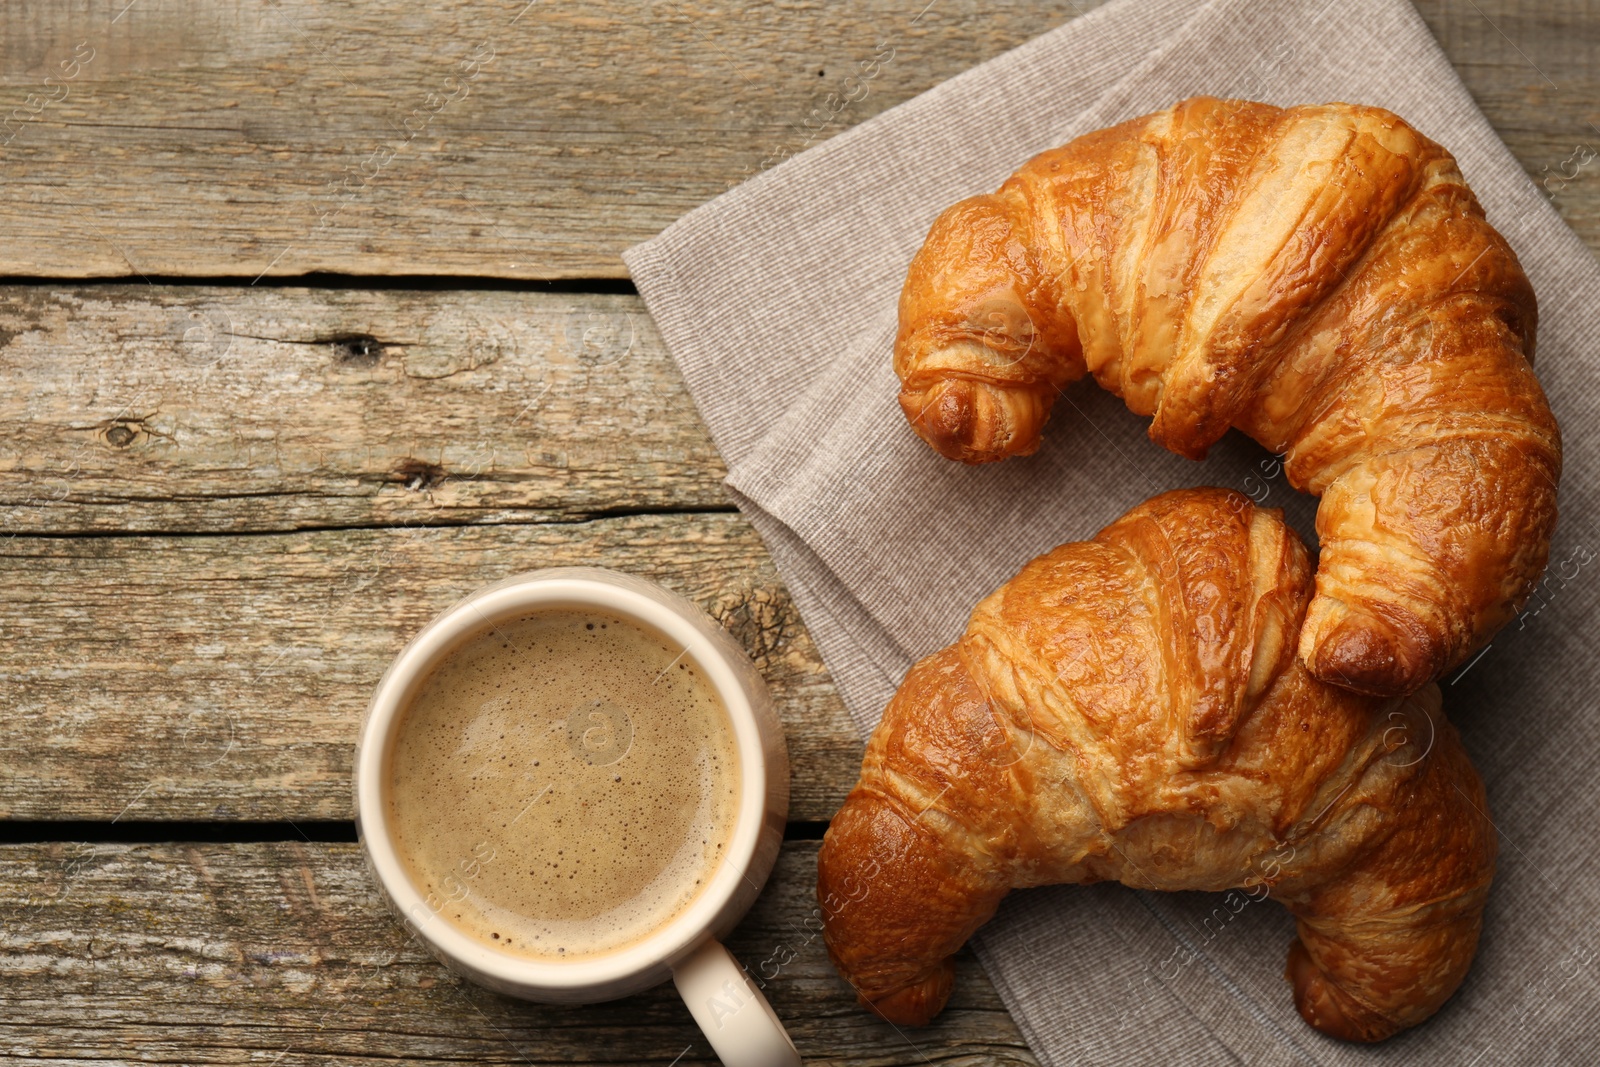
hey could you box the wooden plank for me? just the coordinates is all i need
[0,0,1104,279]
[1416,0,1600,245]
[0,839,1036,1066]
[0,287,727,535]
[0,0,1590,279]
[0,514,864,823]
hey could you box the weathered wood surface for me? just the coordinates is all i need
[0,839,1036,1066]
[0,513,861,823]
[1,1,1596,1060]
[0,287,726,534]
[0,0,1592,279]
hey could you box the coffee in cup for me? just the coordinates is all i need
[387,608,741,960]
[355,568,800,1067]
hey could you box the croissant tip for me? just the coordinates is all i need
[1303,606,1440,697]
[898,379,1042,464]
[858,959,956,1027]
[900,380,997,464]
[1286,939,1402,1043]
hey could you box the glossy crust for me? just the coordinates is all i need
[818,488,1496,1042]
[894,97,1561,697]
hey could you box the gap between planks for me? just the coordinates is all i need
[0,819,835,844]
[0,503,743,541]
[0,273,642,293]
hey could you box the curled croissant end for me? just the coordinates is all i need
[1286,939,1403,1043]
[898,376,1051,464]
[1299,600,1443,697]
[859,960,955,1026]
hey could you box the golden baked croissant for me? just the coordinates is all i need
[894,97,1560,697]
[817,487,1495,1043]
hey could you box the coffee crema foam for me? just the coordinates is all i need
[388,609,741,961]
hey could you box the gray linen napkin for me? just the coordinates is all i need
[624,0,1600,1062]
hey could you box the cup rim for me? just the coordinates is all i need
[354,568,770,993]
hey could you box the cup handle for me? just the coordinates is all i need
[671,937,802,1066]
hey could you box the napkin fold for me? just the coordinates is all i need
[625,0,1600,1062]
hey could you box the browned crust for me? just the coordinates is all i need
[819,489,1496,1040]
[892,98,1560,697]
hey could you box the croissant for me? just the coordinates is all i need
[817,488,1495,1042]
[894,97,1560,697]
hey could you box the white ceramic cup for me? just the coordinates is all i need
[354,567,801,1066]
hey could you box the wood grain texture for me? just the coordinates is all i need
[0,0,1591,279]
[0,287,726,534]
[0,839,1037,1065]
[0,514,862,823]
[1422,0,1600,247]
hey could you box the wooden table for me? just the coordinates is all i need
[2,1,1595,1062]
